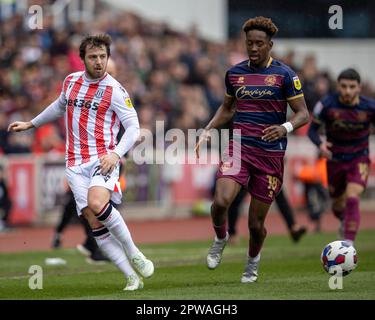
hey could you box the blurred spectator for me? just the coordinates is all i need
[295,154,330,233]
[0,165,12,232]
[205,72,225,118]
[0,112,8,154]
[21,33,43,64]
[67,35,85,72]
[0,8,374,154]
[314,73,334,102]
[281,50,298,71]
[32,123,65,155]
[300,55,320,112]
[6,108,33,154]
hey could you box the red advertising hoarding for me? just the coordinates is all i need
[7,160,36,224]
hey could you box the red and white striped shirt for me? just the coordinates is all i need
[31,71,139,167]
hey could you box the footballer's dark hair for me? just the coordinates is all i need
[79,34,112,59]
[242,16,278,38]
[337,68,361,84]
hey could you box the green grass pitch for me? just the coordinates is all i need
[0,230,374,300]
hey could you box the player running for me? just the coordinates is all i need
[195,16,309,283]
[8,34,153,291]
[308,68,375,245]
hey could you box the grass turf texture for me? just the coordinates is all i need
[0,230,374,300]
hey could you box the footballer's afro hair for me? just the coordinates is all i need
[242,16,278,38]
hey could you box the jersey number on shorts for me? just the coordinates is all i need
[266,175,279,199]
[92,165,111,182]
[93,166,101,177]
[358,163,369,182]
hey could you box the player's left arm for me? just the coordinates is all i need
[262,96,309,142]
[99,87,140,175]
[263,71,309,142]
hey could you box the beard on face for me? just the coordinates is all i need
[85,62,106,79]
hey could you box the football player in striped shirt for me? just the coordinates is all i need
[8,34,153,291]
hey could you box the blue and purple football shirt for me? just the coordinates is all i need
[312,93,375,161]
[225,57,304,157]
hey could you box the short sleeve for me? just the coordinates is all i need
[284,69,304,101]
[225,71,235,97]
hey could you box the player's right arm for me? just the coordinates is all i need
[307,101,332,159]
[7,121,34,132]
[195,95,236,158]
[195,71,236,158]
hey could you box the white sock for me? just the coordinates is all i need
[249,253,261,263]
[96,203,139,258]
[93,226,136,277]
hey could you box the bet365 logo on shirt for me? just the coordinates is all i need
[67,98,99,110]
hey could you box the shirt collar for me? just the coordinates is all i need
[338,95,360,107]
[83,71,108,83]
[247,56,273,69]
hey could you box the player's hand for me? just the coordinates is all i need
[99,152,120,175]
[319,142,333,160]
[262,125,287,142]
[194,129,211,159]
[8,121,33,132]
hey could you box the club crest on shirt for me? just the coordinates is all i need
[293,76,301,90]
[237,76,245,84]
[125,97,133,108]
[95,89,104,99]
[264,75,276,86]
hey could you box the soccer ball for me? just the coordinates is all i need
[321,240,358,276]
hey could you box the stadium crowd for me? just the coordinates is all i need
[1,9,375,155]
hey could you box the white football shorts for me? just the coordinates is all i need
[65,158,122,216]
